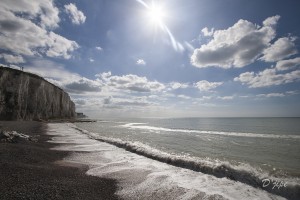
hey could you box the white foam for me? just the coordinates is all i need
[47,123,287,200]
[121,123,300,139]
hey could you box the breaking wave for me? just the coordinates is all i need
[73,125,300,200]
[121,123,300,139]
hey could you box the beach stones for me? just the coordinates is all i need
[0,130,38,143]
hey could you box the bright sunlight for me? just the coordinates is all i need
[147,4,165,25]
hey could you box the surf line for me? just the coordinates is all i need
[73,126,300,200]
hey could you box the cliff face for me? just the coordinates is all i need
[0,67,75,120]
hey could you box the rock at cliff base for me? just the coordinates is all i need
[0,129,38,143]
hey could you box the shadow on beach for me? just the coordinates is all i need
[0,121,119,200]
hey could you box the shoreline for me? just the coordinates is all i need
[48,122,295,200]
[2,120,298,199]
[0,121,119,200]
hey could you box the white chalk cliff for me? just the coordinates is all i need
[0,66,75,120]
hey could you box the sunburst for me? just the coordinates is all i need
[147,4,165,26]
[136,0,184,52]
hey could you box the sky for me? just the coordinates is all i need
[1,0,300,118]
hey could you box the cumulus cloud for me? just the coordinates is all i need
[169,82,189,90]
[191,15,280,68]
[234,67,300,88]
[275,57,300,71]
[263,15,280,27]
[0,0,79,59]
[65,78,101,94]
[194,80,223,91]
[46,32,79,59]
[261,37,297,62]
[101,96,154,108]
[201,27,214,37]
[136,59,146,65]
[0,54,24,64]
[64,3,86,25]
[0,0,60,29]
[96,72,165,93]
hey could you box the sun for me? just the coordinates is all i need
[147,4,165,26]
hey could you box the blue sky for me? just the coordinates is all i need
[1,0,300,118]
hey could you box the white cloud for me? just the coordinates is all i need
[46,32,79,59]
[275,57,300,71]
[24,59,101,94]
[9,64,22,70]
[218,96,234,100]
[98,71,111,80]
[0,63,21,70]
[96,95,156,109]
[64,3,86,25]
[257,93,285,98]
[136,59,146,65]
[177,95,191,99]
[194,80,223,91]
[89,58,95,62]
[239,95,251,98]
[0,1,79,59]
[191,16,279,68]
[200,96,213,100]
[113,97,154,107]
[65,78,101,94]
[0,54,24,64]
[73,99,86,106]
[25,59,81,83]
[201,27,214,37]
[79,95,156,112]
[96,46,103,51]
[263,15,280,27]
[261,37,297,62]
[0,0,60,29]
[96,72,165,93]
[0,10,48,56]
[234,67,300,88]
[286,90,299,95]
[169,82,189,90]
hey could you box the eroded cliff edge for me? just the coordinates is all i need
[0,67,75,120]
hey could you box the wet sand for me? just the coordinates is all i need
[0,121,120,200]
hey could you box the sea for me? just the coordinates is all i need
[48,118,300,199]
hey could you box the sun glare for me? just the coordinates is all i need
[137,0,183,51]
[147,4,165,25]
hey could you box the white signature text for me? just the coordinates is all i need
[262,179,287,190]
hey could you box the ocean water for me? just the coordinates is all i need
[59,118,300,199]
